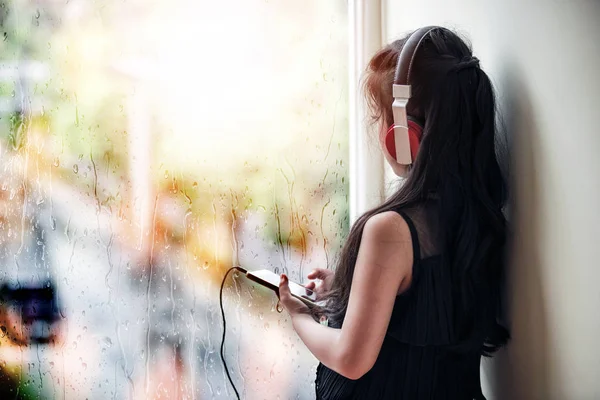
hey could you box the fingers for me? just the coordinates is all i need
[278,274,292,301]
[307,268,331,280]
[304,281,316,290]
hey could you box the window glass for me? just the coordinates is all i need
[0,0,348,398]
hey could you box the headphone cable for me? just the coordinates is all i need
[219,266,245,400]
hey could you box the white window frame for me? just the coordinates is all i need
[348,0,386,224]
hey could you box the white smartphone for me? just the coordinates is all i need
[245,269,317,306]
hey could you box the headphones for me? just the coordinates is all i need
[386,26,441,165]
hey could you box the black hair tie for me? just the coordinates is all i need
[453,56,480,72]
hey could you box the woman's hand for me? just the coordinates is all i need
[278,274,310,317]
[304,268,334,300]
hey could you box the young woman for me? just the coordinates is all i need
[278,26,509,399]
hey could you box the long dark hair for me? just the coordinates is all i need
[325,27,508,355]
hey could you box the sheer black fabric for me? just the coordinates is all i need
[315,201,486,400]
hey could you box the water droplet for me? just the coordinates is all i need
[73,164,78,174]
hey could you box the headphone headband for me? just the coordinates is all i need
[393,26,441,85]
[389,26,441,165]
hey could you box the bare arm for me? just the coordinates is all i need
[278,211,413,379]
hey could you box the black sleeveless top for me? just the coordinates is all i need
[315,205,485,400]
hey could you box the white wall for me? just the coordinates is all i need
[382,1,600,398]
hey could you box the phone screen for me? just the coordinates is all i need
[246,269,317,305]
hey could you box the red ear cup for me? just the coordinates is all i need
[407,118,423,161]
[385,125,397,159]
[386,120,423,163]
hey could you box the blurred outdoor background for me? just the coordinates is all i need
[0,0,348,399]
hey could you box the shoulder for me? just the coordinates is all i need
[349,210,414,299]
[359,211,414,274]
[362,210,411,244]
